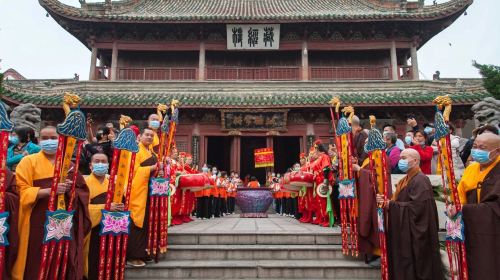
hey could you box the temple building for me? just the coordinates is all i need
[1,0,488,181]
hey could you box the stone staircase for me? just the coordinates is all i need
[125,225,379,279]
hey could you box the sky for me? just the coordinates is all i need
[0,0,499,80]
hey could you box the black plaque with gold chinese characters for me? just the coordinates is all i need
[221,109,288,131]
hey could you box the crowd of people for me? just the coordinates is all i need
[1,109,499,279]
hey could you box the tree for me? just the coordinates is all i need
[473,61,500,99]
[0,73,4,95]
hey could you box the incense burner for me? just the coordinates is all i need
[236,188,273,218]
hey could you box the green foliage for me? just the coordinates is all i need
[473,61,500,99]
[0,73,3,95]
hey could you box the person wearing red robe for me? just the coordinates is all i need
[299,148,317,223]
[310,140,334,227]
[169,147,184,225]
[181,153,197,222]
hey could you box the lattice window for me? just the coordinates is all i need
[175,135,189,153]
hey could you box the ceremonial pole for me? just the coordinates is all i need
[332,99,359,257]
[147,100,179,261]
[365,116,390,280]
[38,93,87,280]
[433,95,469,280]
[96,115,138,280]
[0,101,14,280]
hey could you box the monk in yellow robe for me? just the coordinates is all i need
[147,113,161,154]
[84,153,124,279]
[127,128,160,267]
[13,126,91,280]
[457,133,500,280]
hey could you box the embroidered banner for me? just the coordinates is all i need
[445,212,465,242]
[0,212,10,246]
[254,148,274,168]
[149,177,170,196]
[99,210,131,236]
[338,179,356,199]
[43,210,75,243]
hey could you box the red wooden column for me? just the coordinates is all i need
[89,46,98,80]
[410,42,419,80]
[301,41,309,81]
[110,41,118,81]
[230,136,241,174]
[198,42,206,81]
[390,41,398,80]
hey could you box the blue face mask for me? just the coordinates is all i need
[404,136,412,145]
[471,149,492,164]
[424,127,433,135]
[149,120,160,129]
[202,167,209,173]
[92,163,109,176]
[40,139,59,154]
[398,159,410,173]
[9,135,19,145]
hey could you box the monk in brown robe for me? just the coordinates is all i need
[355,157,392,266]
[127,128,160,267]
[13,126,91,280]
[458,133,500,280]
[84,153,124,279]
[3,169,19,280]
[377,148,443,280]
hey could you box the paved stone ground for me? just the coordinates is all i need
[169,214,342,234]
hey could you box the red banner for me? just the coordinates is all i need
[254,148,274,168]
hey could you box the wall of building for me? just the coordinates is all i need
[117,51,199,68]
[309,50,389,67]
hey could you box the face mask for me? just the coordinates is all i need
[92,163,109,176]
[9,135,19,145]
[202,167,209,173]
[404,136,412,145]
[424,127,433,134]
[40,139,59,154]
[471,149,492,164]
[149,120,160,129]
[398,159,410,173]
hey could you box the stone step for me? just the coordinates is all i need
[125,260,380,279]
[167,232,342,245]
[164,244,348,261]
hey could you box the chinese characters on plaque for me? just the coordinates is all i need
[226,24,280,50]
[221,109,288,131]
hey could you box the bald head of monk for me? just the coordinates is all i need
[472,133,500,166]
[147,113,161,130]
[400,148,421,173]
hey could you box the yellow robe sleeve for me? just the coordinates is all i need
[12,154,51,280]
[129,146,153,228]
[457,163,477,205]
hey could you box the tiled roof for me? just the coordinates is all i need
[1,79,488,109]
[40,0,472,23]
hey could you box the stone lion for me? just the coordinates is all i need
[471,97,500,129]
